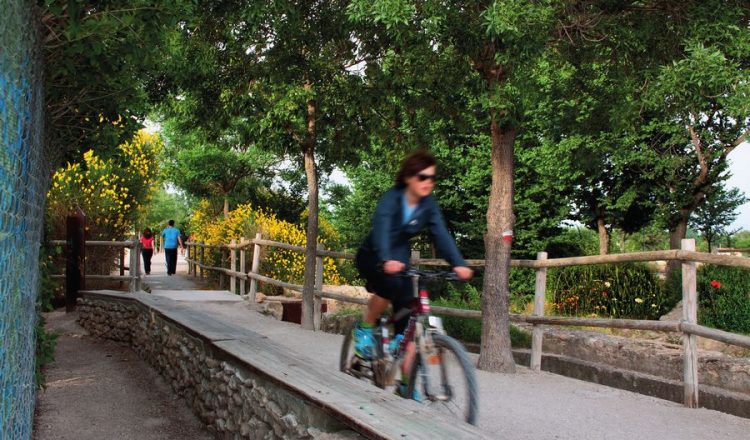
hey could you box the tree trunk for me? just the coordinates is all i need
[301,81,319,331]
[597,217,609,255]
[223,197,229,217]
[477,118,517,373]
[667,212,690,279]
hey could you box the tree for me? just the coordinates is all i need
[690,185,747,252]
[159,0,368,329]
[160,119,278,216]
[349,0,567,372]
[639,2,750,258]
[41,0,188,164]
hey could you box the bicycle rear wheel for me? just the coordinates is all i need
[340,321,386,387]
[407,333,478,425]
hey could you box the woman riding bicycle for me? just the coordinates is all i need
[354,150,473,397]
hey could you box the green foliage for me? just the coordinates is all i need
[139,186,192,232]
[42,0,189,165]
[35,245,59,388]
[690,185,747,252]
[548,263,675,320]
[696,265,750,335]
[433,283,530,348]
[34,316,58,389]
[730,230,750,249]
[508,268,535,312]
[545,227,600,257]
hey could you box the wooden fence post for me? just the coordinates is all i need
[119,247,125,288]
[188,243,193,276]
[129,235,139,293]
[200,242,205,280]
[682,238,699,408]
[65,209,86,312]
[230,239,237,294]
[248,233,262,300]
[410,250,420,295]
[240,237,247,296]
[313,243,324,331]
[530,251,548,371]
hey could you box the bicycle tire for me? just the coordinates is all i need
[407,333,479,425]
[339,321,357,373]
[340,321,387,387]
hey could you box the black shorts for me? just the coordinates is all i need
[356,249,415,334]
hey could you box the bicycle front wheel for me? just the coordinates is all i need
[407,333,479,425]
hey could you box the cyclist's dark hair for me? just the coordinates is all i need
[168,219,175,226]
[395,150,437,188]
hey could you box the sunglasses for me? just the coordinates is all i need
[416,173,437,182]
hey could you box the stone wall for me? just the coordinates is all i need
[77,297,361,440]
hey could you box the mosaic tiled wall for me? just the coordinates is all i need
[0,2,47,438]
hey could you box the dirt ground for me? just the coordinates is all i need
[32,310,214,440]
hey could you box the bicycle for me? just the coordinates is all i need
[340,268,479,425]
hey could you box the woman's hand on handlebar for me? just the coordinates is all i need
[383,260,406,274]
[453,266,473,280]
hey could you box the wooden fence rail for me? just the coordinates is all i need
[50,238,141,292]
[185,236,750,409]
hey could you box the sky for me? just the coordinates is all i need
[726,141,750,231]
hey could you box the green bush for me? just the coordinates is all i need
[433,283,531,348]
[547,263,676,319]
[696,265,750,335]
[509,268,535,312]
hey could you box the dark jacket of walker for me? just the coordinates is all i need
[356,187,467,270]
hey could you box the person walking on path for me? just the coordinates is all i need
[179,228,188,257]
[140,228,155,275]
[162,220,182,276]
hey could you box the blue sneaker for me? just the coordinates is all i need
[397,382,423,402]
[353,323,374,359]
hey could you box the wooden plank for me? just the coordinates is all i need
[313,243,324,331]
[418,250,750,269]
[247,271,303,292]
[681,323,750,349]
[316,249,354,259]
[249,232,262,299]
[214,339,491,439]
[531,252,547,372]
[682,239,699,408]
[252,238,306,253]
[516,315,682,332]
[315,290,369,305]
[239,238,247,296]
[230,239,237,294]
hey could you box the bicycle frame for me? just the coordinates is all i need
[375,272,446,387]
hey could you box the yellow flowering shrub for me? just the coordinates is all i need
[46,129,163,240]
[190,201,342,287]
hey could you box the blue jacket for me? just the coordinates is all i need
[358,187,467,269]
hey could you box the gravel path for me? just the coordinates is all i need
[32,310,214,440]
[33,251,215,440]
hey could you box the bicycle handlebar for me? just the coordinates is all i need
[402,268,461,281]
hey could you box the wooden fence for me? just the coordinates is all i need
[185,236,750,409]
[50,238,142,293]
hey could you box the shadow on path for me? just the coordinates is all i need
[32,310,214,440]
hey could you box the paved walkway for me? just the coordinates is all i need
[33,312,214,440]
[37,252,750,439]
